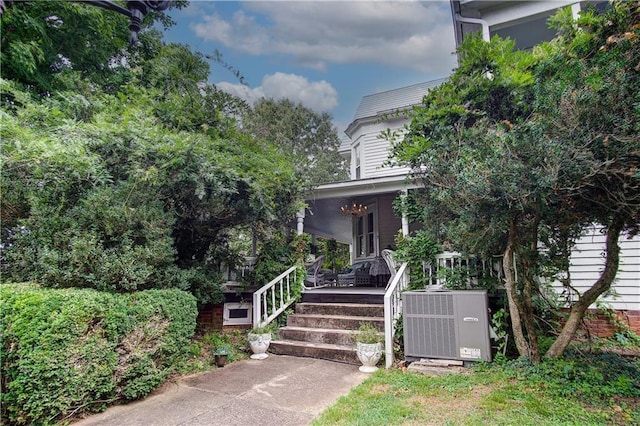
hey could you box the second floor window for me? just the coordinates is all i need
[354,144,361,179]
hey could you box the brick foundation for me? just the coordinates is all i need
[197,304,224,330]
[568,309,640,339]
[196,303,252,332]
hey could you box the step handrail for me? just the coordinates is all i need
[253,265,300,328]
[383,262,409,368]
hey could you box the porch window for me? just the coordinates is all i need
[356,210,375,258]
[357,216,365,257]
[367,212,374,256]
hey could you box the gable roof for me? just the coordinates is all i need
[351,78,447,122]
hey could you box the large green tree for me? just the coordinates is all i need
[392,1,639,360]
[1,1,307,305]
[241,98,348,188]
[1,80,303,304]
[0,0,186,93]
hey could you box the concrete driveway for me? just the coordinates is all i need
[72,355,368,426]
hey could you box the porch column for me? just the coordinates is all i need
[296,209,305,236]
[401,189,410,236]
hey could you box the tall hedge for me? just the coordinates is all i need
[0,284,197,425]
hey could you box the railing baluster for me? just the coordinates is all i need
[252,266,300,328]
[384,262,409,369]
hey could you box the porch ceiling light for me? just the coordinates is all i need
[340,201,368,217]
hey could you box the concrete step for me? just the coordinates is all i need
[301,292,383,304]
[287,314,384,331]
[269,339,360,365]
[295,302,384,317]
[279,326,358,346]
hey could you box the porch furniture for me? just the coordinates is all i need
[381,249,397,288]
[354,268,371,287]
[304,255,329,288]
[368,256,390,287]
[304,256,338,288]
[337,261,370,286]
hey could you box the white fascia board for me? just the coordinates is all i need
[474,1,578,28]
[345,109,413,139]
[307,174,420,201]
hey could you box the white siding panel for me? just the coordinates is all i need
[359,118,411,179]
[552,226,640,311]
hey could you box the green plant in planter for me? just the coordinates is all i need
[353,322,383,344]
[212,344,231,367]
[353,323,384,373]
[248,325,273,336]
[247,325,274,360]
[213,344,231,356]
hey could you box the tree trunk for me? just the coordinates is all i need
[503,219,531,358]
[521,261,541,362]
[546,219,623,358]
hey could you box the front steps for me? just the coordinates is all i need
[269,302,384,365]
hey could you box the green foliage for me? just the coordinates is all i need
[313,360,636,426]
[0,1,185,93]
[1,78,304,305]
[0,284,197,425]
[391,1,640,360]
[241,98,348,187]
[316,237,350,272]
[290,233,312,265]
[499,351,640,403]
[394,230,439,289]
[491,308,510,363]
[247,232,309,289]
[353,322,383,344]
[596,302,640,348]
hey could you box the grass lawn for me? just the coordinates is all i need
[313,353,640,426]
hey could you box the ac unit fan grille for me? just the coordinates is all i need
[405,317,457,358]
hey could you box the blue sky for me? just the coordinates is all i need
[160,1,458,135]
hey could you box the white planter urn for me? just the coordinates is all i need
[248,332,272,360]
[356,342,382,373]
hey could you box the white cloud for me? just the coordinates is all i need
[189,1,457,75]
[217,72,338,112]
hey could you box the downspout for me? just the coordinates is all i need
[454,13,490,42]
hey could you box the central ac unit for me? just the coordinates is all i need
[403,290,491,362]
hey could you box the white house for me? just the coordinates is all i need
[299,0,638,314]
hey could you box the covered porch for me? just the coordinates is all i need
[296,174,420,268]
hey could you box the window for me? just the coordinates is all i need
[357,215,365,257]
[367,212,374,256]
[355,207,376,258]
[354,144,361,179]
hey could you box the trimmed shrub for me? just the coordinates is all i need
[0,283,197,425]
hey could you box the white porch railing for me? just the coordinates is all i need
[383,262,409,368]
[252,266,300,328]
[424,252,503,288]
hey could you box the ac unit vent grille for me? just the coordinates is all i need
[405,293,454,315]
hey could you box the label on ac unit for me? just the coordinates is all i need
[460,347,482,359]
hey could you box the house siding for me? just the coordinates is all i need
[551,225,640,311]
[350,118,411,180]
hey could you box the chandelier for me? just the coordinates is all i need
[340,201,368,217]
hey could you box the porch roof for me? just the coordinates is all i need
[302,175,420,243]
[307,174,420,201]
